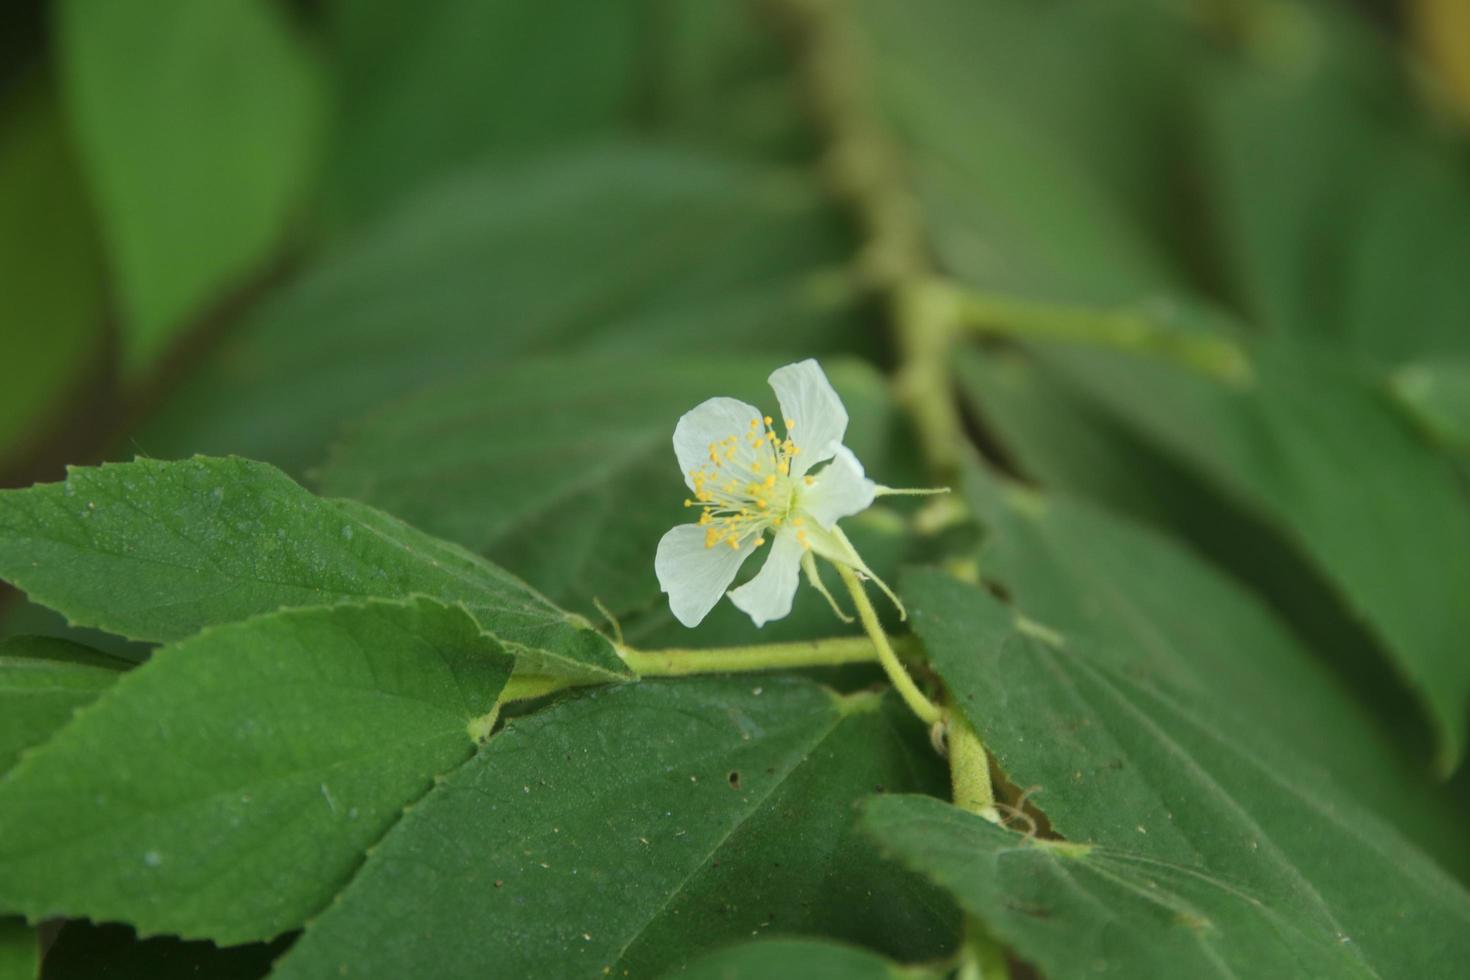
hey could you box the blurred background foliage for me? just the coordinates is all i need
[2,0,1470,863]
[4,0,1470,973]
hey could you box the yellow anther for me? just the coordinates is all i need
[785,418,795,429]
[757,499,769,510]
[773,517,783,526]
[754,537,766,547]
[727,535,740,550]
[764,415,773,425]
[792,517,804,527]
[779,461,790,475]
[797,530,810,549]
[698,512,712,525]
[763,475,776,488]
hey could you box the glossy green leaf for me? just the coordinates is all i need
[905,571,1470,978]
[40,922,286,980]
[272,679,957,979]
[0,76,103,470]
[864,795,1374,980]
[673,938,916,980]
[0,634,122,774]
[137,146,855,476]
[0,919,35,980]
[0,597,512,943]
[58,0,320,373]
[0,456,625,680]
[962,469,1470,875]
[1029,341,1470,769]
[316,357,900,616]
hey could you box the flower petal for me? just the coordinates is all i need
[800,445,877,529]
[769,359,847,478]
[656,523,755,627]
[673,396,765,492]
[728,528,804,627]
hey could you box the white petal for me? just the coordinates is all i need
[768,359,847,478]
[673,396,765,492]
[800,445,876,529]
[728,529,804,627]
[656,524,755,627]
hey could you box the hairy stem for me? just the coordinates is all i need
[620,634,902,677]
[947,709,998,821]
[833,562,942,726]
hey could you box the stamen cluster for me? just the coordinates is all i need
[684,415,815,551]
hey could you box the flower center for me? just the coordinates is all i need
[685,415,816,550]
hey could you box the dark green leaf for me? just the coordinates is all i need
[0,634,122,774]
[322,0,642,227]
[1390,359,1470,455]
[0,456,625,680]
[852,0,1198,306]
[1029,342,1470,769]
[0,598,512,943]
[962,469,1470,875]
[272,679,957,979]
[906,571,1470,978]
[0,919,35,980]
[41,922,285,980]
[137,146,855,476]
[0,76,104,470]
[58,0,320,373]
[673,938,916,980]
[864,795,1374,980]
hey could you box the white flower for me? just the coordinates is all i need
[655,359,896,628]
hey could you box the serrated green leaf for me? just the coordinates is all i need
[0,634,122,774]
[0,919,35,980]
[1029,341,1470,769]
[0,455,625,681]
[137,146,855,476]
[58,0,320,375]
[673,938,917,980]
[0,76,104,470]
[863,795,1374,980]
[955,345,1438,765]
[272,679,958,979]
[315,356,901,617]
[0,597,511,943]
[905,571,1470,978]
[41,922,285,980]
[961,469,1470,875]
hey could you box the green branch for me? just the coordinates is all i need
[621,634,900,677]
[934,281,1254,386]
